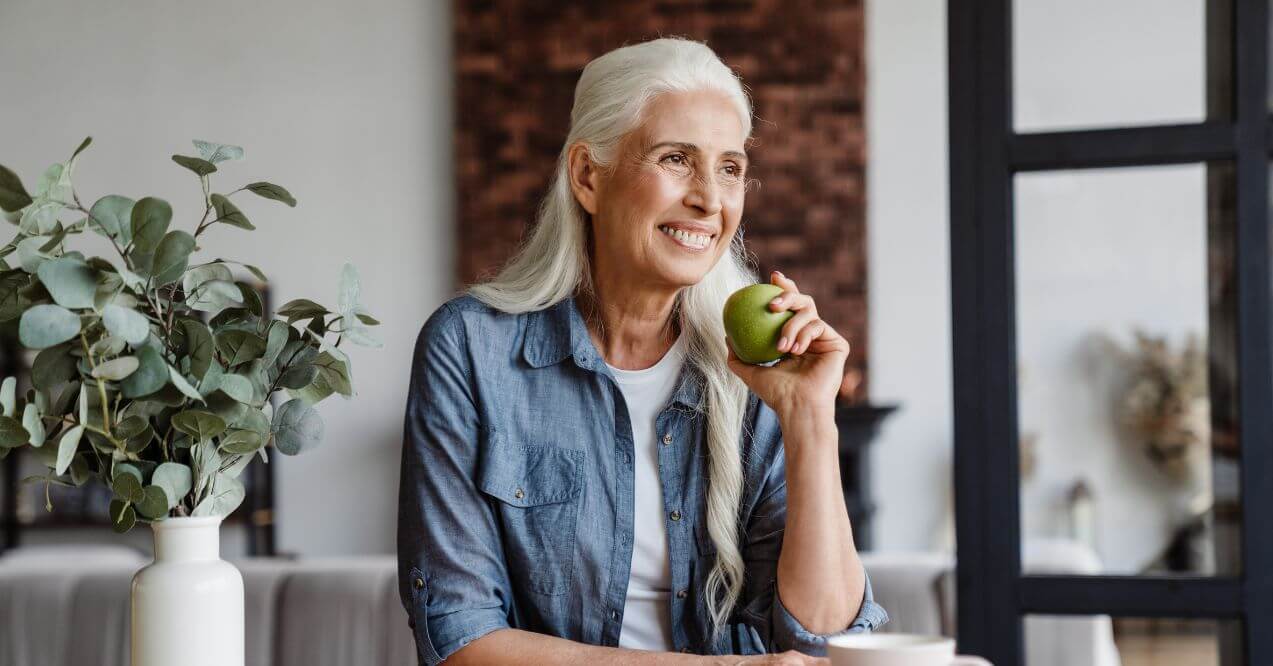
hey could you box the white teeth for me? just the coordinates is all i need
[659,225,710,249]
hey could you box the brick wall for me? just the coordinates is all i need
[455,0,869,400]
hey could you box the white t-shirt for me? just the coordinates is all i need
[604,332,687,652]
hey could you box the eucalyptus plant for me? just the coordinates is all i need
[0,137,381,532]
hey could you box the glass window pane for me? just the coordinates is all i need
[1014,163,1240,577]
[1025,615,1242,666]
[1013,0,1211,132]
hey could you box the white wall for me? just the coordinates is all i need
[0,0,454,556]
[866,0,1209,571]
[865,0,954,552]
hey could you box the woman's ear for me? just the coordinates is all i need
[567,142,600,216]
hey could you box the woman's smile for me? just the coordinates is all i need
[657,224,715,252]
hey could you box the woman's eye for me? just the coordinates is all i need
[662,153,688,165]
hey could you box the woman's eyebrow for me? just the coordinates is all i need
[649,141,748,162]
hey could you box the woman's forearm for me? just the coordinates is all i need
[774,406,866,634]
[448,628,713,665]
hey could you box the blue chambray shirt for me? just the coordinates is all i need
[397,293,888,665]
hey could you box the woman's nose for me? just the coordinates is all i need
[684,172,723,216]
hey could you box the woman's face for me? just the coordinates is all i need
[571,89,749,291]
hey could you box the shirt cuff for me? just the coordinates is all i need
[771,569,890,655]
[408,575,509,666]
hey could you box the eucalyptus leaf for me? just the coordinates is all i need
[193,140,243,164]
[192,472,244,517]
[0,376,14,417]
[171,155,217,176]
[102,304,150,345]
[32,342,77,390]
[277,298,328,322]
[22,402,45,447]
[69,137,92,166]
[216,373,254,404]
[0,164,32,212]
[87,195,134,244]
[186,278,242,314]
[19,303,81,349]
[90,356,139,381]
[55,424,83,476]
[37,257,98,309]
[168,366,205,403]
[115,414,149,440]
[182,262,232,297]
[20,199,64,236]
[263,320,290,365]
[0,271,29,321]
[278,361,318,391]
[136,485,169,519]
[91,334,128,358]
[109,499,136,533]
[0,416,28,448]
[244,182,296,207]
[337,262,361,315]
[215,329,266,367]
[179,319,214,379]
[129,197,172,253]
[272,398,323,455]
[171,409,226,441]
[15,235,54,273]
[152,462,192,508]
[151,230,196,286]
[69,452,91,486]
[120,345,166,398]
[111,464,145,502]
[209,194,253,230]
[341,323,382,349]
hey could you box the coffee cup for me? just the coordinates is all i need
[826,633,991,666]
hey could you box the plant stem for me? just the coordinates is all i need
[78,331,114,440]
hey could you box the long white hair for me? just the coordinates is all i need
[467,36,759,635]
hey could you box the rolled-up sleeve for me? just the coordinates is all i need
[733,397,889,656]
[397,303,512,665]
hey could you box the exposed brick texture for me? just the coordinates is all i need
[455,0,869,400]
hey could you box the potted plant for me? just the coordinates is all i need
[0,137,381,666]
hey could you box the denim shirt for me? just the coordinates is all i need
[397,294,888,665]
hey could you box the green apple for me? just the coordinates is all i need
[722,283,794,364]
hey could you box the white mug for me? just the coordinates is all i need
[826,633,991,666]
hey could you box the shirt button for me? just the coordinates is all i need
[611,610,620,620]
[676,589,688,599]
[662,432,673,445]
[413,577,424,590]
[681,647,692,653]
[670,510,681,522]
[514,488,525,499]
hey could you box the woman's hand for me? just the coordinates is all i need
[706,651,829,665]
[725,271,851,420]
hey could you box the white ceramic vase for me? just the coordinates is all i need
[130,515,244,666]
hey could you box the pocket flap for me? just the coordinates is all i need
[478,440,584,507]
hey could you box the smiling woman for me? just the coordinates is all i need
[398,36,886,666]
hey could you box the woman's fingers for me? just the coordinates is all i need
[790,320,826,355]
[779,307,819,352]
[769,290,814,316]
[770,270,800,293]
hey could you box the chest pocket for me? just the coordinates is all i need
[478,438,585,596]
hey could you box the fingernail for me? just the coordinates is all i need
[771,297,783,306]
[778,336,788,351]
[775,271,785,279]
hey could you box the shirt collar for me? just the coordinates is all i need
[521,294,703,411]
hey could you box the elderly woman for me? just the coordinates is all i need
[398,37,887,665]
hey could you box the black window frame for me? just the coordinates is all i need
[948,1,1273,664]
